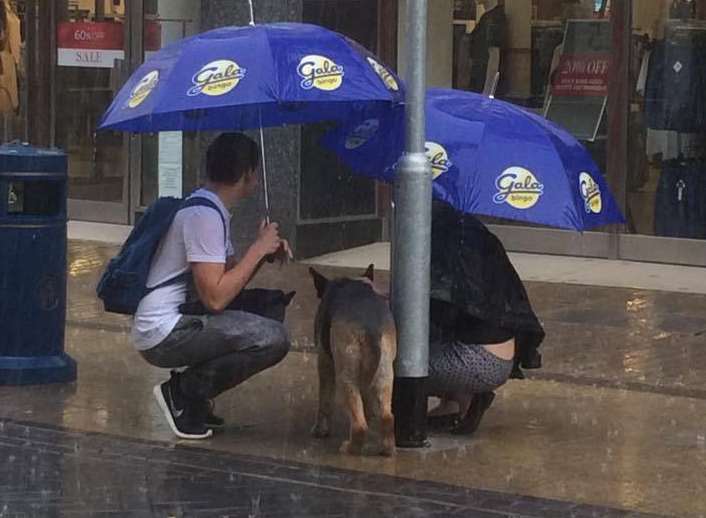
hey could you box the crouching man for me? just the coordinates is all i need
[134,133,292,439]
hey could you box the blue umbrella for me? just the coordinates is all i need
[99,20,402,222]
[99,23,403,133]
[321,88,625,231]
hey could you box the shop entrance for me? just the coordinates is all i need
[54,0,138,224]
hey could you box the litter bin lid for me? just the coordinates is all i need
[0,143,66,175]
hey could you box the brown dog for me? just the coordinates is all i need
[309,265,397,456]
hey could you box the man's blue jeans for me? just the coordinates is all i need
[141,311,290,400]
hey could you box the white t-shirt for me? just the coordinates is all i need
[132,189,235,351]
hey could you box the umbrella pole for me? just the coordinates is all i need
[258,125,271,224]
[256,110,271,225]
[391,0,432,448]
[247,0,255,26]
[246,7,270,224]
[488,71,500,99]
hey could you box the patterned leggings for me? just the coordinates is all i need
[426,340,514,396]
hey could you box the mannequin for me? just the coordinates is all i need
[467,0,506,95]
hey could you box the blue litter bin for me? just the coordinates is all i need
[0,143,76,385]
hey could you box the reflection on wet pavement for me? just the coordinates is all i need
[0,240,703,517]
[0,418,667,517]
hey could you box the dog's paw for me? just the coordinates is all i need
[311,421,330,439]
[339,440,363,455]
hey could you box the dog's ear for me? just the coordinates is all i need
[364,264,374,282]
[309,268,329,298]
[283,291,296,306]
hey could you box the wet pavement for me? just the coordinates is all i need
[65,241,706,398]
[0,418,665,517]
[0,240,704,517]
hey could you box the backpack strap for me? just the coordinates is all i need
[146,195,229,293]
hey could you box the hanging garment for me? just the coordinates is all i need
[654,159,706,239]
[467,5,507,94]
[0,0,21,113]
[645,34,706,132]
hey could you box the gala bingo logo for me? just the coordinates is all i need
[425,142,452,179]
[187,60,246,97]
[127,70,159,108]
[579,172,602,214]
[345,119,380,149]
[366,56,399,92]
[493,167,545,209]
[297,55,344,91]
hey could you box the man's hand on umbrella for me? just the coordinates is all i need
[256,219,294,265]
[255,220,282,258]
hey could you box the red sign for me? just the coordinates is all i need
[551,54,611,97]
[58,21,123,50]
[144,20,162,51]
[57,21,162,51]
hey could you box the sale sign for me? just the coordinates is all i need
[551,53,611,96]
[57,21,161,68]
[544,20,612,141]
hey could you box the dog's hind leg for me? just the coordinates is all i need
[312,352,335,438]
[371,382,395,456]
[370,353,396,456]
[339,381,368,455]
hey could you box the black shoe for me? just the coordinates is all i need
[153,373,212,440]
[451,392,496,436]
[204,400,225,430]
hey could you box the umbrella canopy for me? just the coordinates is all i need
[99,23,403,133]
[322,88,625,231]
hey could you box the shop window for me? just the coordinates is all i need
[628,0,706,239]
[55,0,128,205]
[452,0,612,228]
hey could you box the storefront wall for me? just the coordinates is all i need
[9,1,706,265]
[423,0,706,266]
[36,0,394,257]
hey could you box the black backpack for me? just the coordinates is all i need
[96,196,225,315]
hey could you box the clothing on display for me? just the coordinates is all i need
[0,0,21,114]
[644,30,706,132]
[646,130,704,160]
[465,4,506,93]
[670,0,697,19]
[636,48,651,96]
[531,23,564,102]
[637,20,706,240]
[654,158,706,239]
